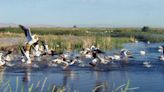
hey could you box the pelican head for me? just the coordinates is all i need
[28,35,39,45]
[32,35,38,42]
[91,45,96,51]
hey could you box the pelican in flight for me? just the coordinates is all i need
[19,25,38,45]
[19,25,39,64]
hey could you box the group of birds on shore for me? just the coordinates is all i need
[0,25,164,69]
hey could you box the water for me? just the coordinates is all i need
[0,42,164,92]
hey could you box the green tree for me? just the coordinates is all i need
[141,26,150,32]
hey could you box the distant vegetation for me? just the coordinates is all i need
[0,27,163,51]
[0,27,163,41]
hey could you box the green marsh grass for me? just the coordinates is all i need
[0,77,138,92]
[41,35,130,52]
[0,27,163,51]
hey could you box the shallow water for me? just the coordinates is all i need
[0,42,164,92]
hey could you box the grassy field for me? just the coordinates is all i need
[0,27,163,51]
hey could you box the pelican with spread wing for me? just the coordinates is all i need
[19,25,39,64]
[19,25,38,45]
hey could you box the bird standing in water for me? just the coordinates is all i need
[0,53,6,66]
[158,46,164,61]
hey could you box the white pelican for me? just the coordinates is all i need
[81,46,103,59]
[50,56,81,68]
[85,52,93,59]
[52,58,68,66]
[41,41,49,53]
[89,51,110,66]
[96,54,110,64]
[135,40,138,43]
[0,50,15,67]
[0,53,6,66]
[140,50,146,56]
[80,48,92,58]
[49,53,79,68]
[2,49,13,62]
[19,25,39,64]
[20,46,31,64]
[80,48,90,55]
[90,45,96,51]
[19,25,38,45]
[70,57,85,67]
[41,41,57,56]
[90,45,103,53]
[158,46,164,61]
[120,49,129,59]
[147,41,150,44]
[109,55,121,61]
[32,42,41,57]
[113,55,121,60]
[158,46,164,53]
[90,58,99,67]
[0,51,15,67]
[106,49,131,61]
[160,55,164,61]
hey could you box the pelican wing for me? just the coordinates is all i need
[19,46,26,56]
[19,46,28,60]
[41,41,46,50]
[4,50,12,57]
[19,25,33,41]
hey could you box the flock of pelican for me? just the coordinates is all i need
[0,25,164,69]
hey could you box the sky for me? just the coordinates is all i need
[0,0,164,27]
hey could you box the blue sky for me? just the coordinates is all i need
[0,0,164,27]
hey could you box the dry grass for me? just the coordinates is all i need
[0,32,23,38]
